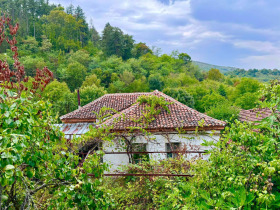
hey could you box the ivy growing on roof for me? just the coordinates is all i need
[136,95,172,125]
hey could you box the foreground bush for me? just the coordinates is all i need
[102,157,193,209]
[102,82,280,209]
[0,90,112,209]
[182,82,280,209]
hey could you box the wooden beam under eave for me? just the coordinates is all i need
[61,118,96,124]
[108,125,226,133]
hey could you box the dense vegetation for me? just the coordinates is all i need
[226,68,280,82]
[0,0,270,123]
[1,1,280,209]
[195,61,280,82]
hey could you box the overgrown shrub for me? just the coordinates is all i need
[102,157,193,209]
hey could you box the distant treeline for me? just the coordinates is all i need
[0,0,268,123]
[225,68,280,82]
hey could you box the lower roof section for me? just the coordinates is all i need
[54,123,95,139]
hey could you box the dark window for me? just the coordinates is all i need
[79,142,103,163]
[132,143,149,164]
[166,143,180,158]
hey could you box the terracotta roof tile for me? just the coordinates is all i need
[239,108,274,122]
[99,91,226,132]
[60,92,151,122]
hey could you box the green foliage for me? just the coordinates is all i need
[132,42,152,58]
[163,87,195,108]
[218,84,227,97]
[231,78,262,109]
[39,35,52,53]
[235,92,259,109]
[43,9,84,51]
[136,95,171,125]
[182,83,280,209]
[206,101,240,122]
[42,80,76,116]
[102,157,191,209]
[198,93,226,112]
[68,49,91,67]
[235,78,261,96]
[207,68,224,81]
[80,84,107,106]
[21,56,46,76]
[21,36,39,53]
[178,52,191,64]
[81,73,101,88]
[64,62,87,91]
[226,68,280,82]
[0,89,111,209]
[148,74,164,91]
[101,23,134,60]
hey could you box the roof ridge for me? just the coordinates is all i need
[103,92,151,96]
[60,91,152,120]
[60,94,107,119]
[155,90,225,123]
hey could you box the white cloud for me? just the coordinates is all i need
[239,54,280,69]
[50,0,280,69]
[50,0,228,50]
[233,40,280,53]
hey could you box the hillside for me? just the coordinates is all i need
[193,61,239,73]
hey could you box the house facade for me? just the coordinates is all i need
[59,90,226,171]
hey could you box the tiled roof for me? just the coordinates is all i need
[60,92,152,122]
[100,91,226,132]
[239,108,273,122]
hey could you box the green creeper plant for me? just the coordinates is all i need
[182,81,280,209]
[0,89,112,209]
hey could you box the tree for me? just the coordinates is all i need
[163,88,195,108]
[206,101,240,122]
[101,23,134,60]
[198,93,226,112]
[80,84,107,106]
[66,4,74,15]
[43,8,82,51]
[178,53,191,64]
[234,78,261,96]
[39,35,52,52]
[64,62,87,91]
[148,74,164,91]
[42,80,77,115]
[21,36,39,53]
[68,49,91,67]
[183,82,280,209]
[81,74,101,88]
[132,42,152,58]
[207,68,224,81]
[218,84,227,97]
[235,92,259,110]
[89,20,101,47]
[21,56,46,76]
[120,70,135,85]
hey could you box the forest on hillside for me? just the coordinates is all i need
[0,0,267,123]
[1,1,280,209]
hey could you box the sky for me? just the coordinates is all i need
[50,0,280,69]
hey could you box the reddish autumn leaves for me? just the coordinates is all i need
[0,14,53,95]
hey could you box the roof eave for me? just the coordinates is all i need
[61,118,96,124]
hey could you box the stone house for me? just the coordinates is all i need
[58,90,226,171]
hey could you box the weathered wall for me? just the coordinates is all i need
[103,131,220,172]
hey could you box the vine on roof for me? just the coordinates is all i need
[136,95,172,125]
